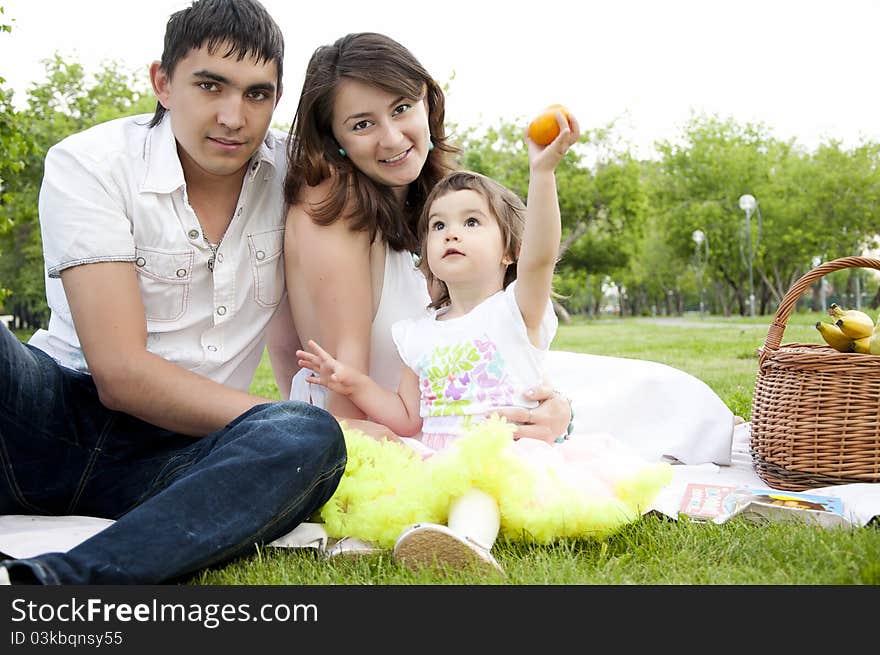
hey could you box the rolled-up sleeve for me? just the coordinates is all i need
[39,142,136,278]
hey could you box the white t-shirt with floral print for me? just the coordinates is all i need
[392,281,557,441]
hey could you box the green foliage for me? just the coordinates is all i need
[0,51,154,328]
[632,114,880,317]
[0,6,10,35]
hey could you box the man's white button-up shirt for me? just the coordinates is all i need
[29,114,288,392]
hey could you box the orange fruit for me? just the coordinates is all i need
[527,104,572,145]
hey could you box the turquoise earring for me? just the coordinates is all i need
[338,147,346,157]
[428,140,435,152]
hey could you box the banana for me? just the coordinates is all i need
[816,321,855,352]
[853,336,871,354]
[829,303,846,319]
[867,319,880,355]
[835,311,875,339]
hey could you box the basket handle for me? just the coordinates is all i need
[759,256,880,368]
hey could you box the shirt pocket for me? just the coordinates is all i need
[133,247,193,321]
[248,227,284,308]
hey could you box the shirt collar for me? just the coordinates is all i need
[141,117,279,193]
[248,128,280,182]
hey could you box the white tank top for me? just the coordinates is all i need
[290,246,431,408]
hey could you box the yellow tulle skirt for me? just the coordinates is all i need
[319,416,672,549]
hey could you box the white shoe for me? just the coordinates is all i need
[0,566,10,585]
[392,523,504,575]
[267,522,329,552]
[324,537,384,560]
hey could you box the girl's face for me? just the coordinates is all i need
[425,189,512,294]
[331,78,431,199]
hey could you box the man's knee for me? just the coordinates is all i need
[247,400,345,463]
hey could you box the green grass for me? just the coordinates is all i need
[550,313,825,420]
[13,315,880,584]
[193,517,880,585]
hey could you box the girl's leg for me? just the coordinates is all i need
[392,487,503,575]
[447,488,500,550]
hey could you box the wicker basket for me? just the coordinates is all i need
[750,256,880,491]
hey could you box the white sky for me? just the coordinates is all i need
[2,0,879,158]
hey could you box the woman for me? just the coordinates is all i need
[273,32,572,438]
[269,31,735,567]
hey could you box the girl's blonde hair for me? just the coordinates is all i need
[418,171,526,310]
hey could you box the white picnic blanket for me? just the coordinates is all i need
[2,352,877,559]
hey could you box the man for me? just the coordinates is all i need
[0,0,345,584]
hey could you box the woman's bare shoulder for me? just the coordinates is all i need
[287,177,336,220]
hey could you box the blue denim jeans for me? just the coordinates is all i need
[0,325,346,584]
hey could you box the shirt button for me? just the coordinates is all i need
[207,345,218,352]
[237,207,243,216]
[251,162,258,171]
[136,257,146,267]
[217,306,227,316]
[176,268,187,278]
[255,250,266,260]
[217,253,224,263]
[188,229,200,239]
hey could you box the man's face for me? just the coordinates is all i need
[151,43,280,183]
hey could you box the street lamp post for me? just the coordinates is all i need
[738,194,761,317]
[692,229,708,318]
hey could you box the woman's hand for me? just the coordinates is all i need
[494,385,572,443]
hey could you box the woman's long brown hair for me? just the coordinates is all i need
[284,32,458,252]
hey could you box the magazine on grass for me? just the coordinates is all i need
[678,483,851,529]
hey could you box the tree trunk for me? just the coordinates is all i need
[552,298,571,324]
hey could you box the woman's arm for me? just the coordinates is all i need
[284,180,375,418]
[266,295,301,399]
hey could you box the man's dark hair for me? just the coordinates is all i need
[149,0,284,127]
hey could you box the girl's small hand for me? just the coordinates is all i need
[296,339,358,396]
[525,110,581,173]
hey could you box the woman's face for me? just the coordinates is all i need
[331,78,432,197]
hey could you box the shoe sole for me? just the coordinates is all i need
[393,526,504,576]
[324,538,384,560]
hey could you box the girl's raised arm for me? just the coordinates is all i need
[515,110,581,345]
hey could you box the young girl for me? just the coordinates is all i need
[298,112,671,574]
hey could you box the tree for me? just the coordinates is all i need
[0,5,29,309]
[653,115,800,315]
[0,52,154,328]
